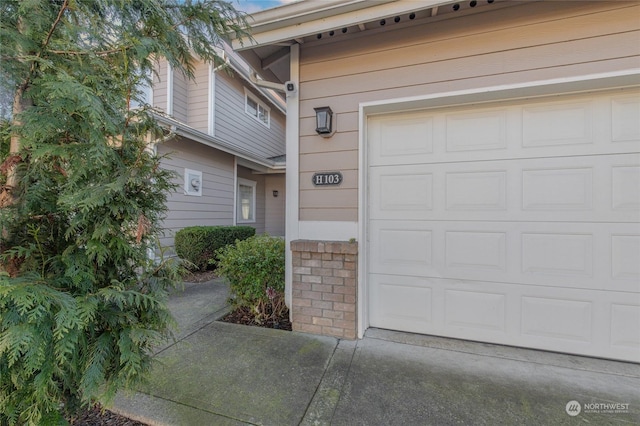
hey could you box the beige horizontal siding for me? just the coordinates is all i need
[297,1,640,222]
[265,174,286,236]
[188,62,209,132]
[152,60,168,112]
[300,31,640,104]
[173,69,189,122]
[300,2,639,81]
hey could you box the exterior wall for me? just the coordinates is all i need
[187,62,210,132]
[158,137,235,249]
[291,240,358,339]
[237,166,266,235]
[172,69,189,122]
[215,71,286,159]
[265,174,286,237]
[152,60,168,112]
[297,1,640,222]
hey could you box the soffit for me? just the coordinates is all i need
[233,0,519,84]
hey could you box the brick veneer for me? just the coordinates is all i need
[290,240,357,339]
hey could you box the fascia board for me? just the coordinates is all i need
[233,0,453,49]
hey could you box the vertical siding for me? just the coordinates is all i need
[265,174,286,236]
[188,62,210,132]
[297,1,640,221]
[237,166,266,235]
[157,137,235,249]
[215,71,286,159]
[172,69,189,122]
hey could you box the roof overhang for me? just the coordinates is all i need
[154,113,285,173]
[234,0,453,49]
[231,0,519,84]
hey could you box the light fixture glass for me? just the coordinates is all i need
[314,106,333,135]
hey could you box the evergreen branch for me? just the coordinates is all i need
[42,0,69,55]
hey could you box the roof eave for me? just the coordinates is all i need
[233,0,454,49]
[153,113,284,171]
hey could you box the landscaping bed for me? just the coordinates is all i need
[70,405,147,425]
[220,305,292,331]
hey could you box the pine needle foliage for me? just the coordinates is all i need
[0,1,249,424]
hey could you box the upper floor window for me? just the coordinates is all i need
[129,68,153,110]
[244,89,270,128]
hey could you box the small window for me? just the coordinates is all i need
[244,89,270,127]
[237,178,256,223]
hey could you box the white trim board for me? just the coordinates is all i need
[298,221,358,241]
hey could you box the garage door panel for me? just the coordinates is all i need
[444,290,506,332]
[521,296,593,342]
[368,89,640,167]
[612,165,640,210]
[611,234,640,282]
[369,165,434,220]
[445,109,507,152]
[369,276,640,361]
[370,220,640,292]
[522,100,593,147]
[445,170,507,211]
[369,275,434,334]
[368,88,640,361]
[370,154,640,223]
[368,112,435,166]
[611,93,640,142]
[445,231,507,272]
[369,221,435,277]
[610,304,640,350]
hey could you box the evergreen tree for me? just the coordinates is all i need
[0,1,248,424]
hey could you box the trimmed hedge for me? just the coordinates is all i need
[174,226,255,271]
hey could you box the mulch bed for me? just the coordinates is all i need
[220,305,292,331]
[182,269,218,283]
[70,405,148,425]
[185,270,292,332]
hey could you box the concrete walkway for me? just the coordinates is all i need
[113,278,640,425]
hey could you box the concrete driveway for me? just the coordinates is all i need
[113,278,640,425]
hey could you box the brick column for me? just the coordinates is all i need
[290,240,357,339]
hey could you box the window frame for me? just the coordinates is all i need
[236,178,257,223]
[244,88,271,128]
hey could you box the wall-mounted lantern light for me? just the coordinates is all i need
[272,190,279,197]
[314,106,335,137]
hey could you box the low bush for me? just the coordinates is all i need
[215,235,286,323]
[174,226,255,271]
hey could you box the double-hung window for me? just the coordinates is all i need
[244,89,270,127]
[237,178,256,223]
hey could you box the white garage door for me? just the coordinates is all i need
[367,88,640,362]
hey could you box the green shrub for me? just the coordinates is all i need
[174,226,255,271]
[215,235,286,322]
